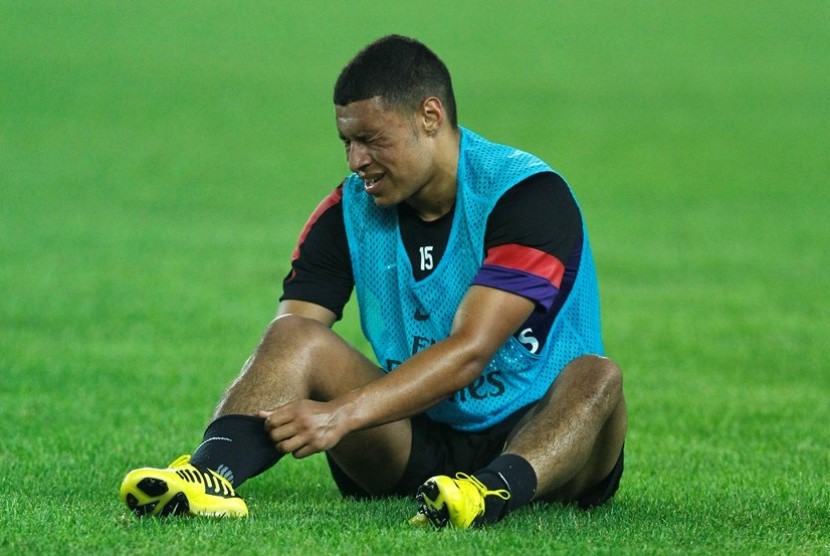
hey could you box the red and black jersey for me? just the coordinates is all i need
[282,171,582,353]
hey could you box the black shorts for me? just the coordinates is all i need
[326,406,624,509]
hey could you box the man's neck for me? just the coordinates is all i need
[406,127,461,221]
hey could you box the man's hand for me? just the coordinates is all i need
[258,400,348,458]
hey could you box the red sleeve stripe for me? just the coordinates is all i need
[483,243,566,288]
[291,186,344,261]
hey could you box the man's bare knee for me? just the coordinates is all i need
[568,354,623,407]
[594,356,623,402]
[216,316,333,416]
[258,314,331,358]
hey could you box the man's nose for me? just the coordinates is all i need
[347,142,370,173]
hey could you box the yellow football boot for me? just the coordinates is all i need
[120,455,248,518]
[411,473,509,528]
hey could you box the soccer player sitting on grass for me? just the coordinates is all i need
[120,34,628,528]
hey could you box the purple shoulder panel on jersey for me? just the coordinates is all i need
[472,265,560,310]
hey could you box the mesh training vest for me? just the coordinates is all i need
[342,127,603,431]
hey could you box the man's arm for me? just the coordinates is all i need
[262,284,535,457]
[341,284,536,421]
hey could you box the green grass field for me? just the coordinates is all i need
[2,1,829,553]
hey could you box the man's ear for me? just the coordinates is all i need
[420,96,444,136]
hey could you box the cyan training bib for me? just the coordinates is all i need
[342,127,603,431]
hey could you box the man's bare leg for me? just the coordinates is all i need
[121,314,414,517]
[504,354,627,501]
[205,314,412,494]
[413,354,626,527]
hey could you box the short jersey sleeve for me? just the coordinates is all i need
[472,172,583,310]
[280,185,354,320]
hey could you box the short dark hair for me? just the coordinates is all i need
[333,35,458,128]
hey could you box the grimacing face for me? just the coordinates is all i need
[335,97,439,210]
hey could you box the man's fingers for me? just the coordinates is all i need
[291,445,315,459]
[273,431,312,457]
[257,400,332,458]
[260,405,295,430]
[268,422,298,443]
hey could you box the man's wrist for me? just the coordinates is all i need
[331,390,364,437]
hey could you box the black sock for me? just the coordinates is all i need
[474,453,538,524]
[189,414,283,488]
